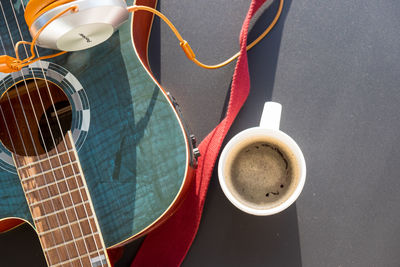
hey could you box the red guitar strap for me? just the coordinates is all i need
[128,0,268,266]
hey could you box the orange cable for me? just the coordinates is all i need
[128,0,284,69]
[3,1,283,73]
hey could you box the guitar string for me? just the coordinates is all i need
[0,2,83,265]
[8,5,83,262]
[0,92,66,262]
[12,2,92,265]
[0,5,68,267]
[17,0,105,264]
[0,17,65,267]
[18,1,105,264]
[10,1,96,265]
[2,1,107,264]
[0,2,78,266]
[0,40,26,163]
[0,107,68,266]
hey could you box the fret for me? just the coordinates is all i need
[19,161,79,181]
[15,142,74,167]
[44,232,100,252]
[38,215,95,236]
[30,186,88,209]
[33,201,92,221]
[29,188,89,223]
[36,211,96,237]
[44,235,103,266]
[44,234,104,266]
[16,149,75,170]
[23,174,83,195]
[40,221,74,248]
[33,202,92,232]
[45,245,82,266]
[27,185,86,206]
[51,251,107,267]
[14,141,73,168]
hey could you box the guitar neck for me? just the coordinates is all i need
[13,132,110,267]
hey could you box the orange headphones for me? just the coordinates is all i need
[0,0,283,73]
[25,0,77,29]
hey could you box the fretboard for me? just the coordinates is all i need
[13,132,110,267]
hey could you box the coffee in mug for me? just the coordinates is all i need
[218,102,306,215]
[223,137,301,210]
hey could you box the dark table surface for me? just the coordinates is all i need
[146,0,400,266]
[3,0,400,266]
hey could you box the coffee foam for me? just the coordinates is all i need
[223,135,301,210]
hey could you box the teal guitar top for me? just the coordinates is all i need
[0,0,191,247]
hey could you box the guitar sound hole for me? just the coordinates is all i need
[0,78,72,157]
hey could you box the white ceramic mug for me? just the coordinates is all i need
[218,102,306,215]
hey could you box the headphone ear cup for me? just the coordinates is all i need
[25,0,129,51]
[25,0,75,28]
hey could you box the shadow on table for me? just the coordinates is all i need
[186,169,302,267]
[184,0,303,266]
[119,0,302,266]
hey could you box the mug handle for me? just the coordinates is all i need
[260,102,282,130]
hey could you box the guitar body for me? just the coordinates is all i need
[0,0,195,252]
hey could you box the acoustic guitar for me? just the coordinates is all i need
[0,0,196,266]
